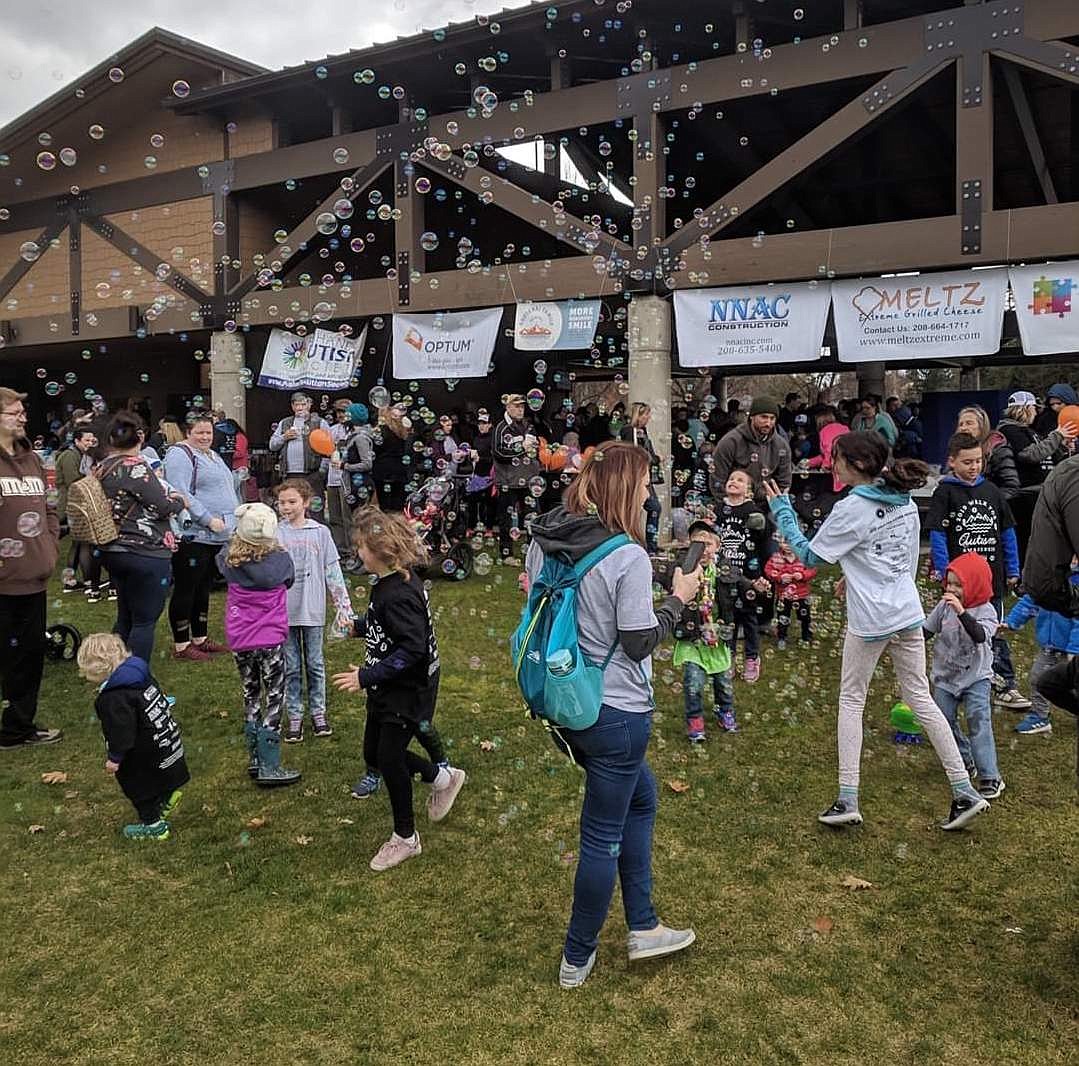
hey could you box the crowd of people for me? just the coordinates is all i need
[1,374,1077,990]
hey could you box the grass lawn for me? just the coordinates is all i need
[0,555,1076,1065]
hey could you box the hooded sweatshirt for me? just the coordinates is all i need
[1006,572,1079,653]
[1035,383,1078,435]
[924,553,999,695]
[95,656,189,805]
[216,546,294,651]
[526,506,683,714]
[710,421,792,503]
[927,474,1019,603]
[769,482,924,639]
[0,437,60,595]
[163,444,239,546]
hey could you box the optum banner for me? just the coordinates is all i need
[673,283,831,367]
[392,308,503,379]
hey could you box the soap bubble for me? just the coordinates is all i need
[369,385,390,408]
[172,80,190,98]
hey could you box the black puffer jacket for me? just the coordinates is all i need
[984,430,1021,498]
[1025,454,1079,616]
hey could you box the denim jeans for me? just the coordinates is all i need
[682,661,734,721]
[933,679,1000,780]
[105,551,172,663]
[285,625,326,720]
[561,704,659,965]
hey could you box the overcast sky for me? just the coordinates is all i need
[0,0,532,126]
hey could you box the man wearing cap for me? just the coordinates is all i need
[268,392,331,506]
[997,391,1076,492]
[492,394,541,556]
[710,396,792,505]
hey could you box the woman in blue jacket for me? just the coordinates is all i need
[163,414,239,661]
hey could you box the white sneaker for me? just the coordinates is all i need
[427,767,467,823]
[994,688,1032,710]
[627,923,696,961]
[559,950,597,989]
[369,832,422,871]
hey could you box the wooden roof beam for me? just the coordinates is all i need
[0,217,67,303]
[1000,61,1059,205]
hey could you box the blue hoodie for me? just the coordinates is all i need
[1006,574,1079,653]
[101,654,152,693]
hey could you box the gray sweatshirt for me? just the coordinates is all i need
[924,600,999,696]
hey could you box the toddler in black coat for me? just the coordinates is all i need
[78,633,190,842]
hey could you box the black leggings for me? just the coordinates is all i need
[363,713,437,838]
[169,541,220,643]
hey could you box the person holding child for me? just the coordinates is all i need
[765,539,816,649]
[274,478,355,743]
[674,520,737,742]
[924,553,1005,800]
[332,509,466,872]
[216,503,301,788]
[765,431,990,831]
[77,633,189,841]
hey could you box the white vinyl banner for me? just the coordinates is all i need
[258,325,366,390]
[673,283,831,367]
[832,269,1007,362]
[1009,261,1079,357]
[513,299,601,350]
[392,308,503,379]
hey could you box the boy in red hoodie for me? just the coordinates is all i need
[924,552,1004,800]
[765,538,817,649]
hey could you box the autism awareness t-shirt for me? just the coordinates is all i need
[926,479,1015,603]
[808,492,924,638]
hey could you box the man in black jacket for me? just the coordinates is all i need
[492,394,541,557]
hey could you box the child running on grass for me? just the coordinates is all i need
[274,478,355,743]
[765,431,990,831]
[77,633,189,841]
[216,503,301,788]
[674,520,737,741]
[924,553,1005,799]
[332,508,465,871]
[1002,557,1079,736]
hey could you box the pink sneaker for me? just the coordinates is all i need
[369,832,422,872]
[743,658,760,683]
[427,767,467,822]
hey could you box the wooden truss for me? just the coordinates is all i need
[1,0,1078,348]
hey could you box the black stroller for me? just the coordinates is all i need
[45,622,81,662]
[405,475,475,580]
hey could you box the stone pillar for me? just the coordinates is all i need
[856,362,885,400]
[628,295,672,536]
[959,364,981,391]
[210,330,246,425]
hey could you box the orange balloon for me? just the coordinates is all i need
[1057,405,1079,433]
[308,427,335,456]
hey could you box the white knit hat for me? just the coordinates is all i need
[234,503,278,545]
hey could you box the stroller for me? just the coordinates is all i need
[405,475,474,580]
[45,622,81,662]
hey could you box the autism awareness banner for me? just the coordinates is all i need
[832,269,1007,362]
[258,325,366,390]
[1009,261,1079,357]
[513,299,601,351]
[392,307,503,379]
[673,283,831,367]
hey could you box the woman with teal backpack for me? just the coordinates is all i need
[525,440,701,989]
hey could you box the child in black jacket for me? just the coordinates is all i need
[333,509,466,872]
[77,633,189,841]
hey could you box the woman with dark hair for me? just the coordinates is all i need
[765,432,989,832]
[98,412,188,662]
[526,440,701,988]
[163,415,239,661]
[371,405,413,512]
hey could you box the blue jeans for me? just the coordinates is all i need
[933,679,1000,780]
[683,661,734,721]
[561,704,659,965]
[285,625,326,721]
[105,551,171,663]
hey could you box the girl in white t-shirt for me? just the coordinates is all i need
[765,432,989,832]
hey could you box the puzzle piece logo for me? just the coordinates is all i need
[1029,276,1074,319]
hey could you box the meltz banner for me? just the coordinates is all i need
[1009,261,1079,357]
[513,299,601,351]
[673,283,831,367]
[832,269,1007,362]
[392,308,503,379]
[258,325,366,390]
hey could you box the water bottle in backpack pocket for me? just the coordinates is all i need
[511,534,630,731]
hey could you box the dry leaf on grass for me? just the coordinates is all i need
[294,835,313,846]
[479,740,496,752]
[667,779,690,794]
[812,915,834,935]
[246,816,269,830]
[840,874,875,890]
[337,817,354,825]
[28,825,45,834]
[40,771,67,785]
[216,710,229,719]
[302,788,320,797]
